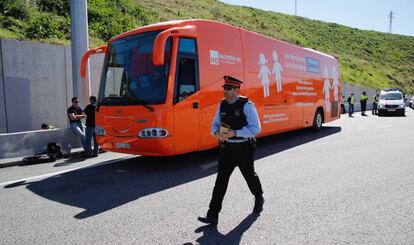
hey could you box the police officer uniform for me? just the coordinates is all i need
[360,92,369,116]
[372,94,379,115]
[348,94,355,117]
[198,76,264,226]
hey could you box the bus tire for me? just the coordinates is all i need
[312,109,324,131]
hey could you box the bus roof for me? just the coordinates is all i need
[109,19,336,60]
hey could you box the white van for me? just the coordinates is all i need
[377,89,405,116]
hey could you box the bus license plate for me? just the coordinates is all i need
[115,143,131,149]
[387,109,396,112]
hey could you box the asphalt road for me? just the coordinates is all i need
[1,109,413,244]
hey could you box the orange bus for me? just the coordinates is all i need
[81,19,340,156]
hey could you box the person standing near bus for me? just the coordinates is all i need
[360,91,368,116]
[198,76,264,226]
[67,97,87,155]
[347,93,355,117]
[372,93,379,115]
[84,96,99,157]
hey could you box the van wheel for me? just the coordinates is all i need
[312,109,323,131]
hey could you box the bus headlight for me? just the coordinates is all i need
[95,126,106,136]
[138,128,169,138]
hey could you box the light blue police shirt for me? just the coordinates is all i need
[211,98,261,139]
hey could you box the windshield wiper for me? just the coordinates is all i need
[96,95,154,112]
[123,96,154,112]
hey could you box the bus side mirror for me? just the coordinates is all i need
[153,25,197,66]
[80,45,108,78]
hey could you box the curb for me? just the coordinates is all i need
[0,149,85,169]
[0,160,23,168]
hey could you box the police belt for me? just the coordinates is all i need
[223,138,249,143]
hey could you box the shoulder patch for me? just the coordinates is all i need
[238,96,248,103]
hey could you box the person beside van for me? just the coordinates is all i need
[360,92,368,116]
[84,96,99,157]
[67,97,87,155]
[347,93,355,117]
[372,93,379,115]
[198,76,264,226]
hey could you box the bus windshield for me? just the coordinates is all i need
[99,31,172,106]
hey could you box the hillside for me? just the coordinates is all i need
[1,0,413,93]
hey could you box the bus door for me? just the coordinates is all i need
[173,38,201,153]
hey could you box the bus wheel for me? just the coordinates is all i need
[312,109,323,131]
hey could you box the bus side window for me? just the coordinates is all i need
[174,38,199,104]
[175,57,196,102]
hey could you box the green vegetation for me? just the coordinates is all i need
[1,0,413,93]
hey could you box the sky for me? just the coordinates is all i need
[220,0,414,37]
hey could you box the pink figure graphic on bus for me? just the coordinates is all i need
[258,53,271,98]
[332,65,340,101]
[322,66,332,113]
[330,65,340,117]
[272,51,284,93]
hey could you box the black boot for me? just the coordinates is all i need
[198,210,218,225]
[253,195,265,213]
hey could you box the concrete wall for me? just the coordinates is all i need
[0,40,7,133]
[0,38,104,134]
[1,39,67,132]
[340,82,378,112]
[341,82,378,103]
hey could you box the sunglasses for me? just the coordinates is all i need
[223,87,234,91]
[73,101,79,103]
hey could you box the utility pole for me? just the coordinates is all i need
[388,11,394,33]
[295,0,297,16]
[70,0,90,105]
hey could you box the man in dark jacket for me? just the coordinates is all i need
[84,96,99,157]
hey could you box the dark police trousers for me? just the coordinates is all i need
[361,101,367,113]
[208,140,263,216]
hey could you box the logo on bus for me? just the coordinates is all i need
[210,50,219,65]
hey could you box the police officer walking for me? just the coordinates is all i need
[198,76,264,226]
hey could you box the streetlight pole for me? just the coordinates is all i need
[388,11,394,33]
[295,0,297,16]
[70,0,90,104]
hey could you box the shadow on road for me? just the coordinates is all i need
[193,213,260,244]
[4,126,341,219]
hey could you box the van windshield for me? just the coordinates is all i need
[380,92,402,100]
[99,31,172,105]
